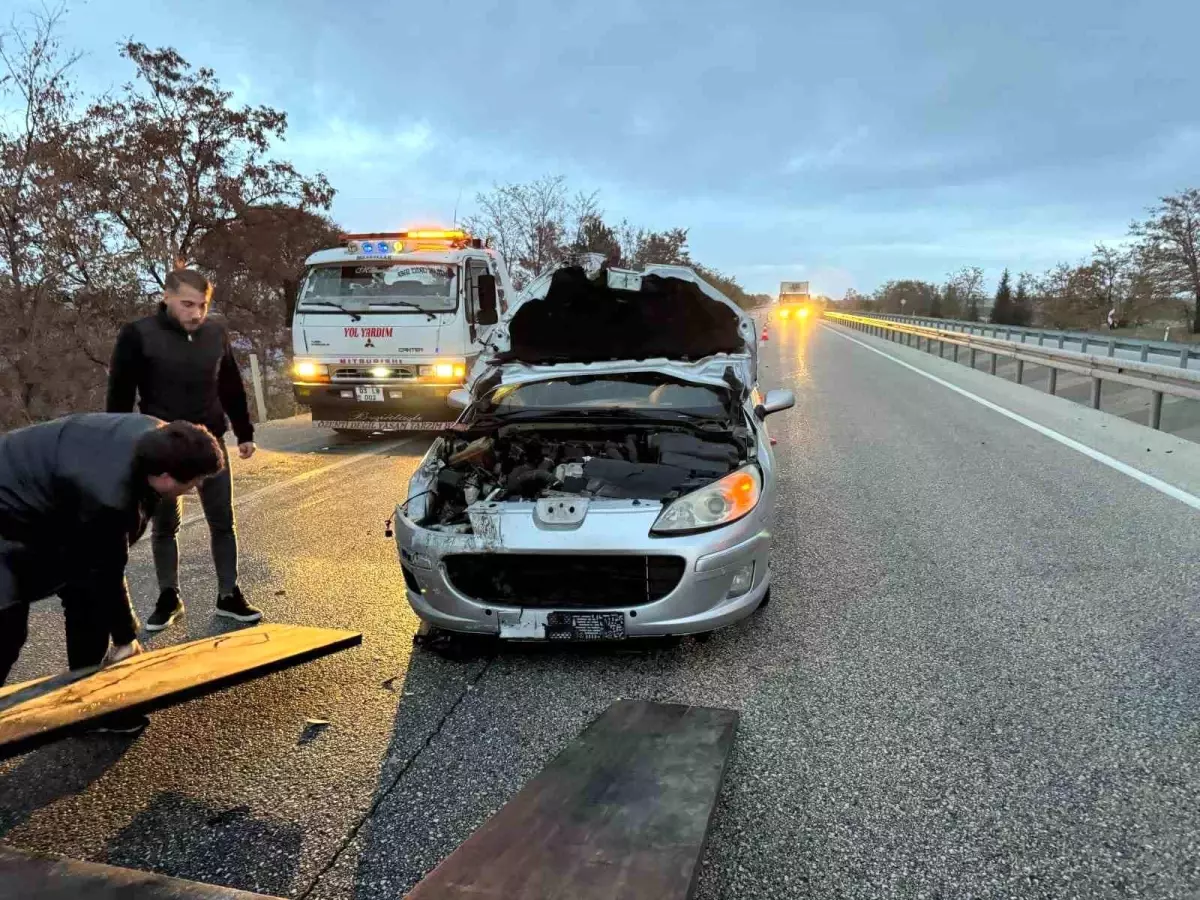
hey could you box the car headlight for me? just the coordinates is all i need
[651,466,762,535]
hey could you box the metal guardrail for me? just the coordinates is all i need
[826,312,1200,431]
[864,312,1199,370]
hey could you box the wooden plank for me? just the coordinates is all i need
[0,846,283,899]
[407,700,738,900]
[0,624,361,759]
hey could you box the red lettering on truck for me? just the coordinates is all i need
[343,326,393,338]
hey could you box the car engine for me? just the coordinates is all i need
[419,425,750,531]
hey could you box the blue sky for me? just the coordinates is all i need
[46,0,1200,297]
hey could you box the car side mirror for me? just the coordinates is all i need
[755,388,795,420]
[447,388,471,410]
[476,274,498,325]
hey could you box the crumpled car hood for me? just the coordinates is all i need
[468,260,757,392]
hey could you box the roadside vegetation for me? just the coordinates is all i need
[0,9,767,431]
[841,191,1200,337]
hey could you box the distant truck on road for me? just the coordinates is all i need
[774,281,822,321]
[290,229,516,433]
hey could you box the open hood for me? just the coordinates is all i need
[470,261,757,392]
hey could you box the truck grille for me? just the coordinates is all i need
[332,366,417,380]
[443,554,686,608]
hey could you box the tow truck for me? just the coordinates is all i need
[291,228,516,432]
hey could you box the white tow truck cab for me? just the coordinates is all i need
[291,229,515,432]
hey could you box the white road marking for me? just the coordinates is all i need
[181,438,417,528]
[825,325,1200,513]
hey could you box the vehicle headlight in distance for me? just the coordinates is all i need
[651,466,762,535]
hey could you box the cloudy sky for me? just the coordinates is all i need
[46,0,1200,297]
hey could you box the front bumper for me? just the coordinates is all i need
[295,381,460,429]
[394,502,771,638]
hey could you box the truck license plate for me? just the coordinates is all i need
[545,611,625,641]
[355,386,384,402]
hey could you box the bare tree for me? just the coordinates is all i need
[1088,242,1132,322]
[947,266,985,321]
[62,42,334,295]
[0,4,97,424]
[0,22,339,429]
[462,175,574,288]
[1131,189,1200,333]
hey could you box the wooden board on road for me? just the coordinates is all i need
[406,699,738,900]
[0,624,361,760]
[0,846,284,899]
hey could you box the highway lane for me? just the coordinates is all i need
[852,319,1200,443]
[1,322,1198,899]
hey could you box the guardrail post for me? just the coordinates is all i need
[952,344,959,362]
[1080,336,1089,354]
[1016,359,1024,384]
[248,353,268,424]
[1090,377,1102,409]
[938,339,944,358]
[1180,348,1189,369]
[1139,346,1149,363]
[1037,333,1044,346]
[906,332,913,347]
[1048,368,1057,395]
[990,353,998,375]
[1057,335,1065,349]
[1150,391,1164,430]
[1107,339,1116,358]
[970,348,977,368]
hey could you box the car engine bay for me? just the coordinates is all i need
[418,424,752,532]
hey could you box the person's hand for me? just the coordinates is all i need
[104,639,144,667]
[238,441,256,460]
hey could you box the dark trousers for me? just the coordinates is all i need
[152,443,238,597]
[0,558,111,687]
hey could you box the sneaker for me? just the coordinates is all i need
[215,587,263,623]
[89,712,150,735]
[145,589,184,633]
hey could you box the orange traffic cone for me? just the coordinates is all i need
[761,327,769,341]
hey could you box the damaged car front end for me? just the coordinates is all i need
[392,260,794,640]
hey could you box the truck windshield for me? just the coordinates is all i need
[298,263,458,313]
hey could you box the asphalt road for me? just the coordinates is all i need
[2,319,1199,899]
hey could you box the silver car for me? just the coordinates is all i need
[393,259,794,641]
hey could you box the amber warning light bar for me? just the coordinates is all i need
[341,230,483,254]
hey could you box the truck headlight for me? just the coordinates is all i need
[293,361,328,379]
[423,361,467,381]
[651,466,762,535]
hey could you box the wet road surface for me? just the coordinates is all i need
[2,320,1199,899]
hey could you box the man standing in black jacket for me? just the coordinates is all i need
[0,414,224,693]
[107,268,263,630]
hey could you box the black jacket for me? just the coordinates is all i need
[106,305,254,444]
[0,413,162,643]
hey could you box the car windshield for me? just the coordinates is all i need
[481,376,730,417]
[299,263,457,312]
